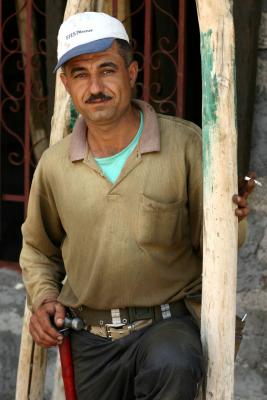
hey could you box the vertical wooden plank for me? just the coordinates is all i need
[16,304,47,400]
[112,0,118,17]
[195,0,238,399]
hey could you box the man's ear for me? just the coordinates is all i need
[60,72,70,93]
[128,61,138,89]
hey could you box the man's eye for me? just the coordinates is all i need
[74,73,87,79]
[102,69,114,76]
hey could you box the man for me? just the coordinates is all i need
[20,12,254,400]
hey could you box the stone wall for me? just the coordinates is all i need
[235,1,267,399]
[250,0,267,176]
[235,177,267,400]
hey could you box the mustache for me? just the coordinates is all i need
[85,93,112,103]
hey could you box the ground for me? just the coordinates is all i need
[0,269,56,400]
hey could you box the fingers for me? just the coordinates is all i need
[233,195,247,207]
[54,302,66,328]
[29,316,61,347]
[29,301,65,348]
[235,170,256,221]
[232,194,250,222]
[235,206,249,220]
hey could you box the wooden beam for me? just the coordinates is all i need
[16,304,47,400]
[195,0,238,399]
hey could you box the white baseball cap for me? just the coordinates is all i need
[54,12,129,71]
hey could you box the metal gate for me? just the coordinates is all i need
[0,0,48,267]
[0,0,186,267]
[112,0,186,116]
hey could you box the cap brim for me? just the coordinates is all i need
[54,38,115,72]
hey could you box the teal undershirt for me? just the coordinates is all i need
[95,111,144,183]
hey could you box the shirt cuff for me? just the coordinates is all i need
[31,291,60,312]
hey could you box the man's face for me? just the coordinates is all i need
[60,42,138,125]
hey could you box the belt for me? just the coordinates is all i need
[89,319,153,341]
[70,300,188,341]
[70,300,188,329]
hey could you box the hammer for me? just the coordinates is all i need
[58,316,84,400]
[60,316,85,333]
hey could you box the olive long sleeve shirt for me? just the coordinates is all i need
[20,100,246,311]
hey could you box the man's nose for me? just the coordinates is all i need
[89,74,104,94]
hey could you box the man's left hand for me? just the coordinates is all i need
[233,172,256,222]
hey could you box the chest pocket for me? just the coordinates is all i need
[136,194,184,247]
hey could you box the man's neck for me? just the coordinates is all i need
[86,105,140,158]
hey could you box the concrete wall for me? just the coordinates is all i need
[250,0,267,176]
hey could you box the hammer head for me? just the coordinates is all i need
[64,316,85,331]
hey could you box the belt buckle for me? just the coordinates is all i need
[105,322,127,339]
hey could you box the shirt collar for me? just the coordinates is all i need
[69,99,160,162]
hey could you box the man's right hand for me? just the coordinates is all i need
[29,301,66,348]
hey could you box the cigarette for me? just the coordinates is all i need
[241,313,247,322]
[244,176,262,187]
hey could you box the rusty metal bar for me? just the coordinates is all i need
[1,194,25,202]
[177,0,186,117]
[143,0,152,102]
[23,0,32,216]
[112,0,118,18]
[0,0,2,241]
[0,260,21,272]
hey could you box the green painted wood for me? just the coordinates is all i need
[196,1,238,398]
[200,29,219,193]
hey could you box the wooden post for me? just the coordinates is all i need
[195,1,238,399]
[16,303,47,400]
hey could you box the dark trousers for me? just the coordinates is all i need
[70,316,203,400]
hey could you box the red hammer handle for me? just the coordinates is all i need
[58,335,77,400]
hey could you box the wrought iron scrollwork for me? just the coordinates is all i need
[0,0,48,213]
[116,0,185,117]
